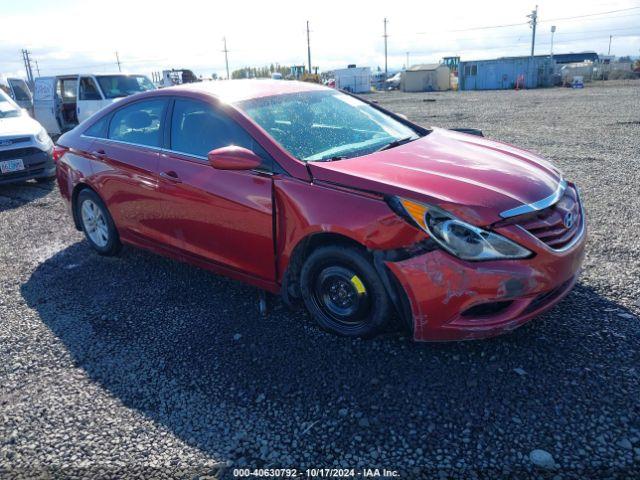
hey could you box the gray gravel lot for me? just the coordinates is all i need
[1,80,639,479]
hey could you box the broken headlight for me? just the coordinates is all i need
[392,197,532,261]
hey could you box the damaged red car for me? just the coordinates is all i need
[54,80,586,341]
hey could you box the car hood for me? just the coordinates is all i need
[0,112,42,138]
[307,127,563,225]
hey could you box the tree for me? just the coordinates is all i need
[232,64,296,79]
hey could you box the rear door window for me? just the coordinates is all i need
[108,99,167,147]
[169,98,271,168]
[58,79,77,101]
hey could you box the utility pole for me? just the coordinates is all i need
[550,26,556,60]
[21,49,34,85]
[115,51,122,72]
[35,60,40,77]
[527,5,538,57]
[306,21,312,74]
[383,18,389,77]
[223,37,230,80]
[608,35,612,55]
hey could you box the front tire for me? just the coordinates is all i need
[77,189,121,256]
[300,245,391,338]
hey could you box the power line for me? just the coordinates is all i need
[32,55,172,73]
[417,21,526,34]
[487,25,639,41]
[539,6,640,23]
[409,23,640,46]
[416,5,640,35]
[394,32,640,58]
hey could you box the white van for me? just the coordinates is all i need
[34,73,155,135]
[0,89,55,185]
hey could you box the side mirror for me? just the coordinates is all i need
[207,146,262,171]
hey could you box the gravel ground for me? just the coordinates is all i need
[1,80,639,479]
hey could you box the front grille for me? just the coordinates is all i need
[0,137,31,147]
[0,167,45,181]
[516,185,583,250]
[0,147,41,161]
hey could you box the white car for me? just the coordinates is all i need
[0,89,55,185]
[385,72,402,90]
[34,73,155,135]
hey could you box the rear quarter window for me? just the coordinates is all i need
[84,115,110,138]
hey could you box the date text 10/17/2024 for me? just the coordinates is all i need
[232,468,400,478]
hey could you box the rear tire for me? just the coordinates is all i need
[300,245,391,338]
[77,189,121,256]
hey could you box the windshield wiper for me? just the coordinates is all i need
[311,156,347,162]
[375,136,417,152]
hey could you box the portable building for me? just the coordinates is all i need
[333,66,371,93]
[458,56,554,91]
[401,64,450,92]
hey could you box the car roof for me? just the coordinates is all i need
[163,79,330,103]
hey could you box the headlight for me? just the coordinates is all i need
[394,197,532,261]
[35,127,52,146]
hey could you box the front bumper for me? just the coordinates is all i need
[0,146,55,185]
[386,228,586,341]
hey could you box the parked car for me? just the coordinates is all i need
[385,72,402,90]
[0,76,34,114]
[0,89,54,185]
[34,73,155,135]
[54,80,586,341]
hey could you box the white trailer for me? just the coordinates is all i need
[333,67,371,94]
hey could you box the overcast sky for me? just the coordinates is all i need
[2,0,639,79]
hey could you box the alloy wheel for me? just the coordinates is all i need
[81,199,109,248]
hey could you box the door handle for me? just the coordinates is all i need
[160,171,182,183]
[91,149,106,159]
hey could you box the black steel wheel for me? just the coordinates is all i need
[300,245,391,337]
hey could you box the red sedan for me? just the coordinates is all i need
[54,80,586,341]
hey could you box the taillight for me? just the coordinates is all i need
[52,145,68,163]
